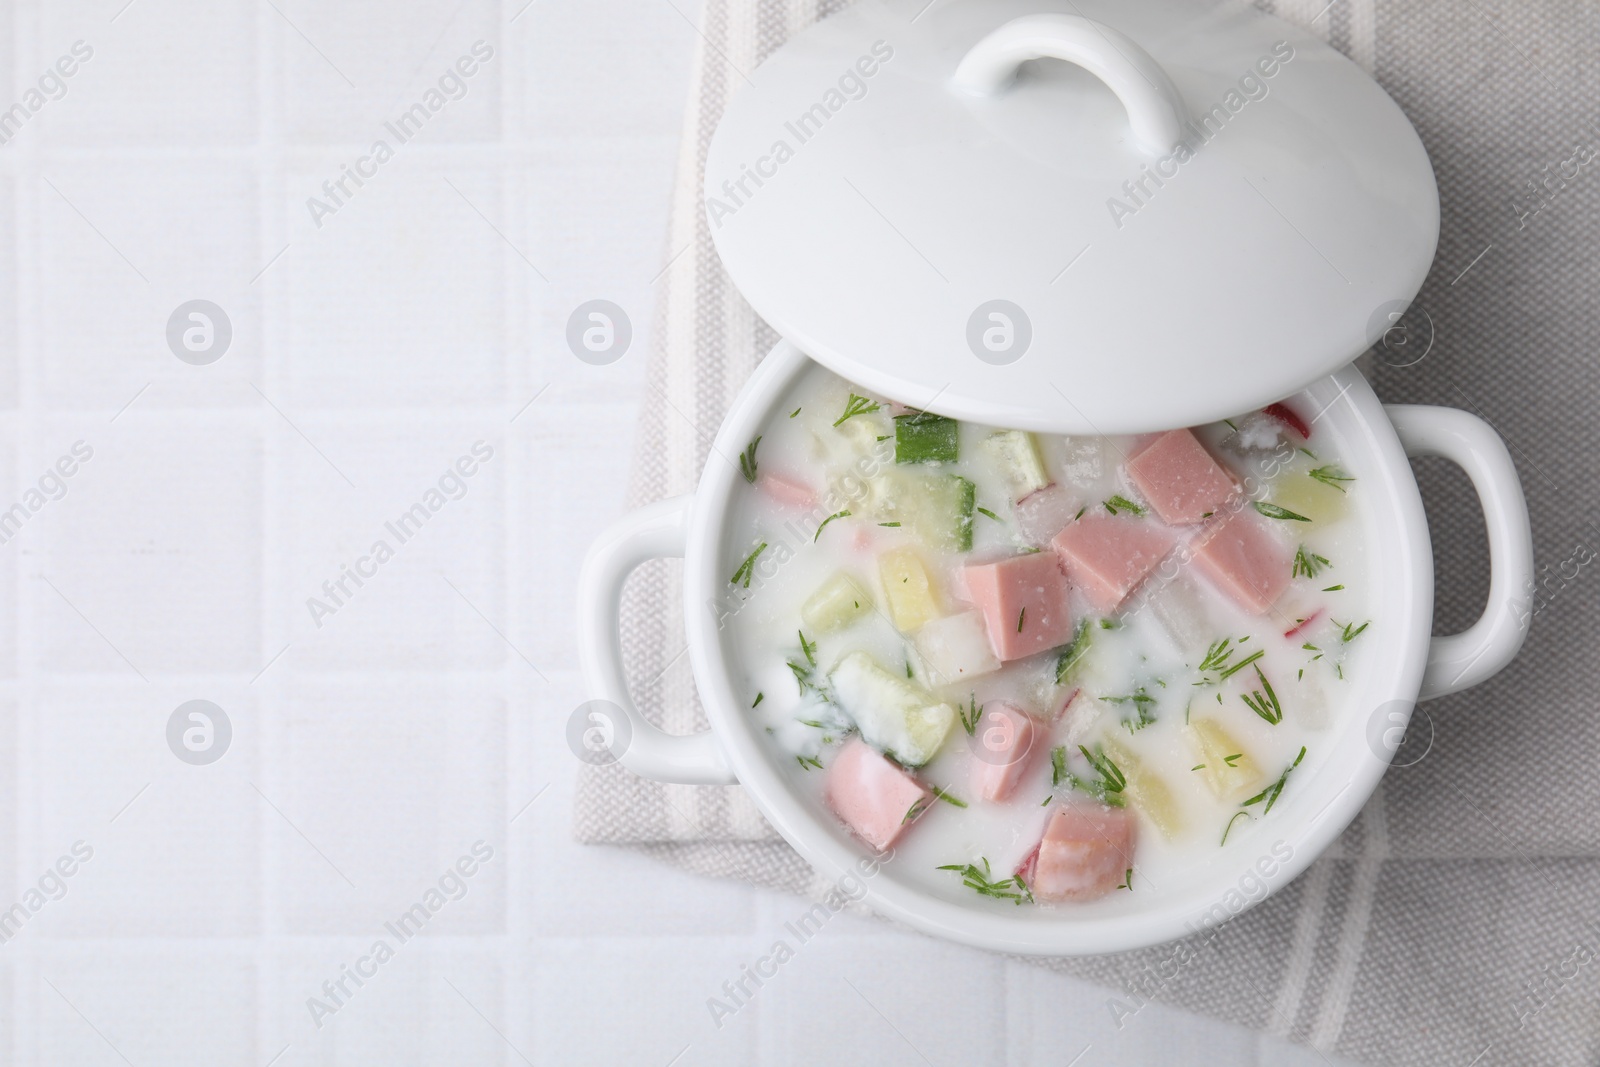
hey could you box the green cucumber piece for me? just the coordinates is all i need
[894,411,959,464]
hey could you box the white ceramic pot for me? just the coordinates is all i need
[579,340,1531,955]
[578,0,1535,954]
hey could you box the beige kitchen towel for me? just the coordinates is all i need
[576,1,1600,1063]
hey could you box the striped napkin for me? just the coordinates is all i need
[576,1,1600,1062]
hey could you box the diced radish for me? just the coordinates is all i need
[1283,608,1323,640]
[1050,514,1176,613]
[760,471,816,510]
[1220,411,1286,457]
[1126,429,1239,525]
[914,610,1001,686]
[1190,511,1292,615]
[1014,485,1083,547]
[981,430,1051,501]
[1057,437,1107,489]
[1143,574,1211,655]
[964,552,1075,662]
[1019,805,1137,902]
[1051,686,1082,724]
[825,738,932,851]
[828,651,956,767]
[1264,402,1311,440]
[968,703,1040,802]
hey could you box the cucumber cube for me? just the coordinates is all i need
[894,411,959,464]
[801,572,872,633]
[829,651,957,766]
[868,469,975,552]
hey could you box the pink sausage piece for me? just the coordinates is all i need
[825,738,932,852]
[1190,510,1293,615]
[1050,514,1175,613]
[1126,428,1239,525]
[759,471,816,511]
[964,552,1075,662]
[968,702,1040,803]
[1019,805,1137,903]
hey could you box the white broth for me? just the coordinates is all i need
[717,364,1372,911]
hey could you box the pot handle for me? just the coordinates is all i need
[951,13,1190,155]
[577,494,736,785]
[1386,405,1534,700]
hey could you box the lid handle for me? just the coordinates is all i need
[952,14,1190,156]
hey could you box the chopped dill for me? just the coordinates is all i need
[878,521,901,527]
[789,407,801,418]
[1292,545,1331,579]
[1198,638,1235,674]
[1054,618,1093,685]
[1221,811,1250,845]
[1103,494,1146,517]
[752,692,764,708]
[936,857,1033,904]
[1240,664,1284,724]
[1197,638,1263,682]
[796,754,823,771]
[1323,584,1345,592]
[813,509,851,541]
[787,660,812,693]
[1017,607,1026,632]
[1334,619,1370,643]
[1241,746,1307,814]
[960,693,981,735]
[1061,744,1127,807]
[798,630,817,668]
[730,542,767,587]
[833,392,881,427]
[1050,745,1068,787]
[1255,501,1311,522]
[739,436,761,483]
[932,786,967,808]
[1116,868,1133,891]
[1308,465,1354,493]
[1107,690,1157,733]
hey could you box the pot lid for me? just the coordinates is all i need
[704,0,1439,434]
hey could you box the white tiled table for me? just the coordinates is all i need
[0,1,1360,1063]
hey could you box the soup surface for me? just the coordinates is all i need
[719,365,1372,910]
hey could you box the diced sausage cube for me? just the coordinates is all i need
[964,552,1075,662]
[1126,429,1238,525]
[1191,511,1292,614]
[1021,805,1137,902]
[759,471,816,510]
[968,702,1039,802]
[1050,514,1175,613]
[824,737,932,851]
